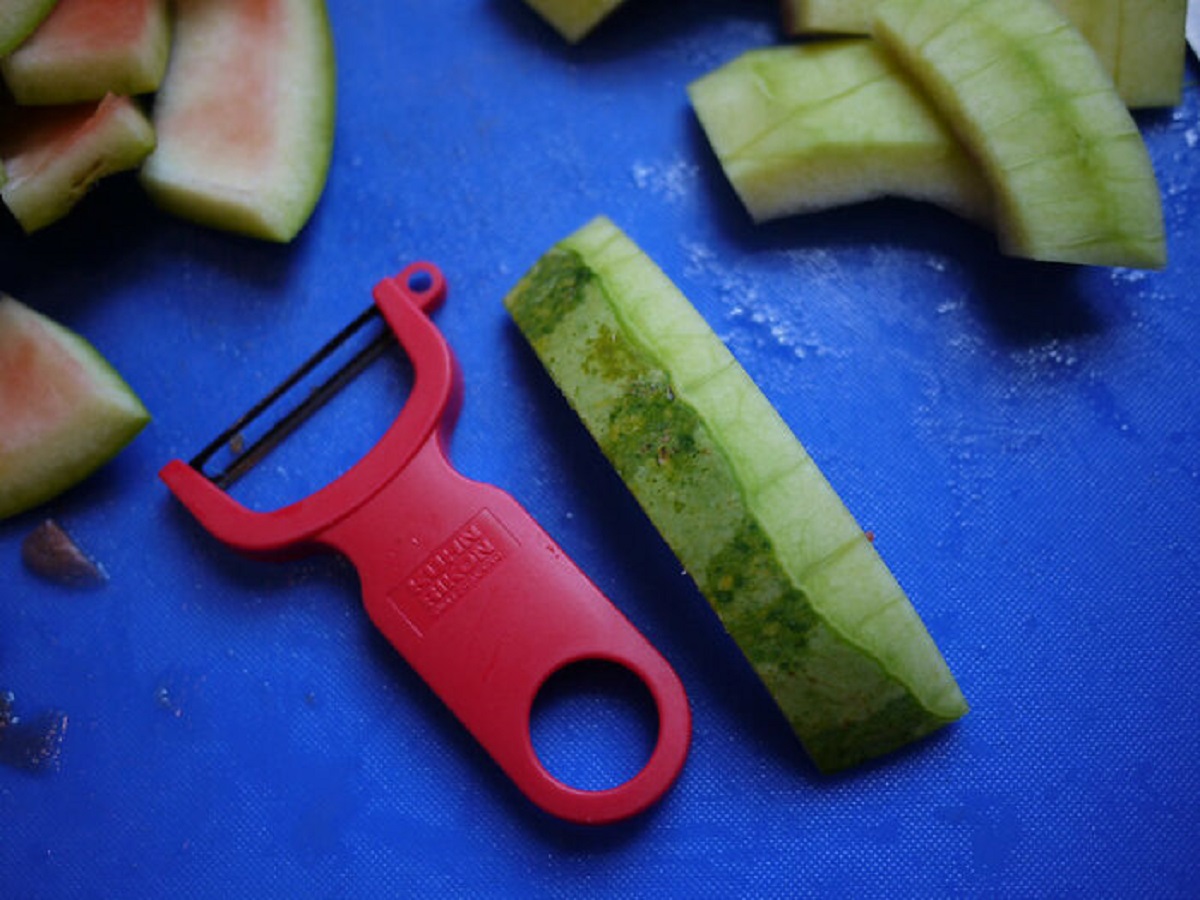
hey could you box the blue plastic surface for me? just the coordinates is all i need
[3,2,1199,896]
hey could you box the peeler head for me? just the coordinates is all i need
[160,262,461,558]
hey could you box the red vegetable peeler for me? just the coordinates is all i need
[160,263,691,825]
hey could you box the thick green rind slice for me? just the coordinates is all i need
[873,0,1165,268]
[138,0,335,242]
[0,295,150,520]
[0,0,59,56]
[1,0,170,106]
[522,0,629,43]
[0,93,156,233]
[688,39,992,226]
[505,216,967,773]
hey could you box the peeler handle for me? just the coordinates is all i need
[321,437,692,825]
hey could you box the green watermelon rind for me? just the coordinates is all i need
[0,0,59,57]
[522,0,629,42]
[872,0,1166,268]
[504,216,967,773]
[687,39,993,226]
[0,94,157,233]
[0,295,150,520]
[138,0,336,243]
[0,0,171,105]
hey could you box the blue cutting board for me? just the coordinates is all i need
[3,2,1199,896]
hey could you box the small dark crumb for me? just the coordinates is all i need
[0,691,68,774]
[228,432,245,455]
[21,519,107,589]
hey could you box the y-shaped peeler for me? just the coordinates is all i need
[160,263,691,825]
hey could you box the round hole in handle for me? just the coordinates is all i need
[407,268,434,294]
[529,658,660,793]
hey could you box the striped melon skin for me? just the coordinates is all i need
[522,0,629,42]
[688,39,992,226]
[873,0,1165,268]
[138,0,335,242]
[505,217,967,773]
[0,296,150,520]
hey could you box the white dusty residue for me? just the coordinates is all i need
[630,157,700,204]
[680,239,844,361]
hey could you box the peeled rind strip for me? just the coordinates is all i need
[873,0,1165,268]
[783,0,1187,108]
[505,216,967,772]
[688,39,992,225]
[781,0,878,34]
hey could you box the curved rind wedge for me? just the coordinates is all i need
[1,0,170,105]
[504,216,968,773]
[0,93,156,233]
[138,0,336,242]
[0,0,59,56]
[688,39,992,225]
[872,0,1166,268]
[522,0,629,42]
[0,295,150,520]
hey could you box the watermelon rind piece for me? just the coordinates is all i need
[781,0,877,35]
[1,0,170,106]
[522,0,630,43]
[688,39,992,225]
[1109,0,1186,108]
[138,0,336,243]
[873,0,1166,268]
[783,0,1187,109]
[0,92,156,233]
[0,295,150,521]
[504,216,968,773]
[0,0,59,57]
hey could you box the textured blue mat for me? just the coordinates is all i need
[3,2,1198,896]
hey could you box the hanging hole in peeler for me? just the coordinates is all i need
[407,268,434,294]
[530,658,660,793]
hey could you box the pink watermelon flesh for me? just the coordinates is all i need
[0,295,150,520]
[0,92,156,233]
[0,0,169,105]
[139,0,336,242]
